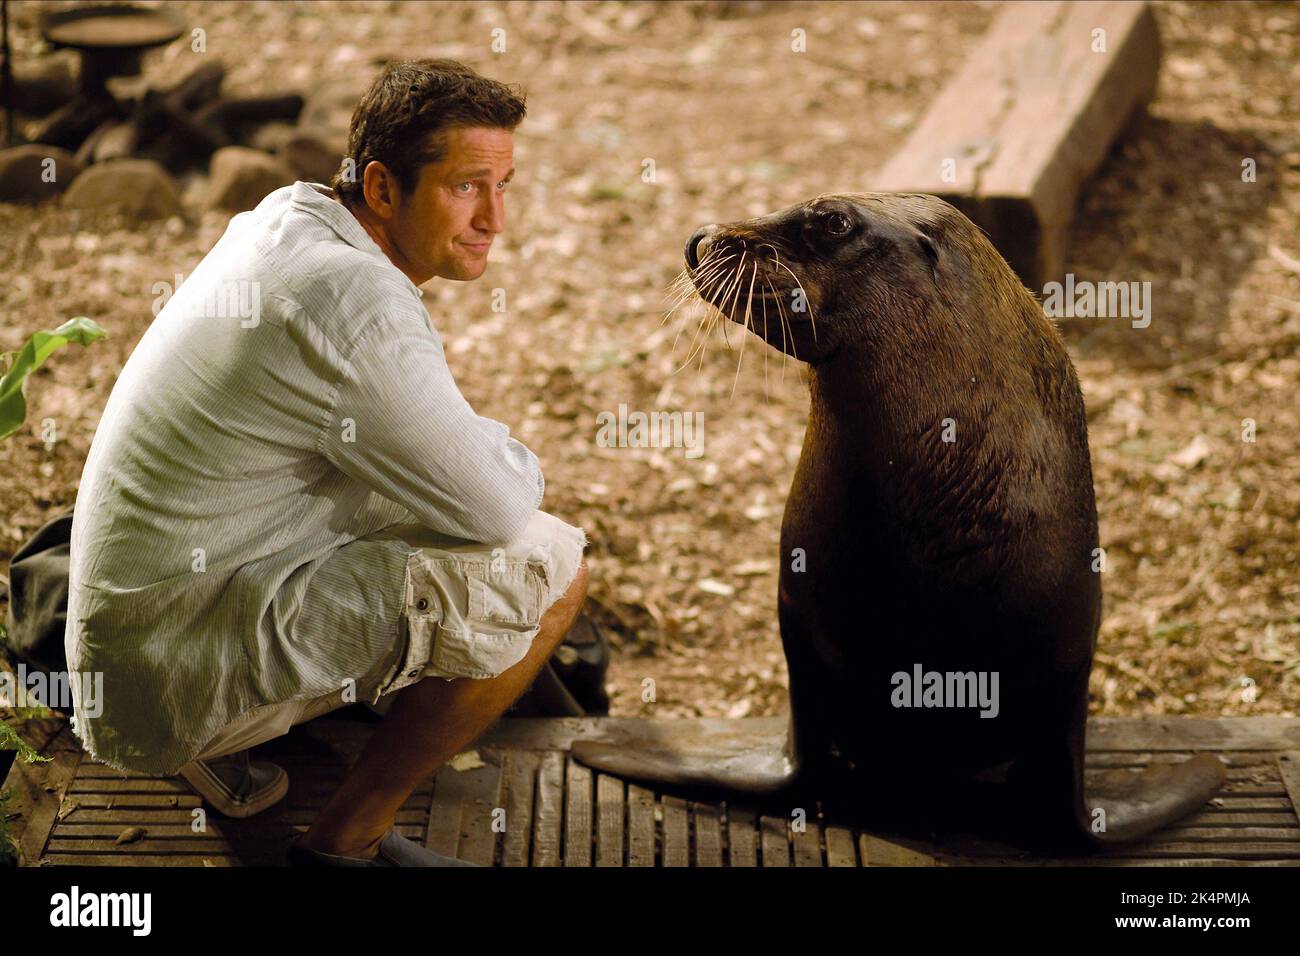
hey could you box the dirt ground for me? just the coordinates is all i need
[0,1,1296,727]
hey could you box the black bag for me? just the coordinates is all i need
[2,507,75,703]
[1,506,610,718]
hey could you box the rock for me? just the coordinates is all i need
[179,171,210,209]
[74,121,138,167]
[205,146,295,212]
[278,129,346,184]
[62,159,184,219]
[0,145,84,203]
[299,75,377,141]
[250,121,298,154]
[12,54,78,116]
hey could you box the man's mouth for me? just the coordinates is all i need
[460,240,491,254]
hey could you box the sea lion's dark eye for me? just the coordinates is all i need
[824,212,853,237]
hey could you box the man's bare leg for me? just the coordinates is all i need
[297,558,590,857]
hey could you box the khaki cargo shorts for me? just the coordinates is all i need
[195,510,587,761]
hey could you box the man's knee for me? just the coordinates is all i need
[568,557,590,601]
[541,557,588,631]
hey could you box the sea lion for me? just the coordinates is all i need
[572,193,1226,850]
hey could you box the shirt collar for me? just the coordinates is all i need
[289,181,425,300]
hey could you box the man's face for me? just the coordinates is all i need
[389,126,515,282]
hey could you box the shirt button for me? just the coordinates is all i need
[416,597,429,611]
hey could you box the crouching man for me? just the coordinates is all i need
[65,59,589,867]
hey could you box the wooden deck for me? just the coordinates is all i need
[5,714,1300,866]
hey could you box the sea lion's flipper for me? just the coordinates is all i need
[1011,666,1227,848]
[571,589,832,798]
[1079,754,1227,845]
[570,720,799,796]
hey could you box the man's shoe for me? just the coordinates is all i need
[284,828,480,867]
[177,749,289,818]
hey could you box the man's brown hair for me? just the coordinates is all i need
[330,59,526,207]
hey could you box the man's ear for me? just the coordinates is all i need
[362,161,399,219]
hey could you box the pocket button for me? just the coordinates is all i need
[416,597,429,611]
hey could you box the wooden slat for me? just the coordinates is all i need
[1095,843,1300,859]
[1088,718,1300,752]
[759,815,789,867]
[693,801,723,867]
[1217,782,1288,796]
[423,756,500,865]
[425,769,466,855]
[1183,813,1299,827]
[825,827,858,867]
[595,774,624,867]
[564,757,593,867]
[48,838,242,853]
[53,793,202,809]
[861,834,939,867]
[1208,798,1293,811]
[627,785,655,866]
[726,806,757,867]
[1275,752,1300,823]
[52,823,260,838]
[532,750,565,867]
[70,778,209,793]
[456,758,503,867]
[1085,751,1281,769]
[1155,827,1299,841]
[43,854,236,866]
[792,819,824,867]
[661,795,690,867]
[501,750,538,868]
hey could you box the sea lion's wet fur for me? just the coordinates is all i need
[573,193,1225,850]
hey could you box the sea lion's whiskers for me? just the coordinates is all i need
[670,306,714,376]
[673,255,742,375]
[761,275,773,398]
[728,261,760,401]
[670,254,736,314]
[715,250,748,351]
[665,259,727,326]
[692,251,750,382]
[771,272,795,380]
[667,255,737,364]
[771,260,817,343]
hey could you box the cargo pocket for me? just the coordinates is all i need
[466,554,549,626]
[426,556,549,679]
[426,624,537,680]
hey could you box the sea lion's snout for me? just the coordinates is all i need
[684,225,718,269]
[682,204,839,364]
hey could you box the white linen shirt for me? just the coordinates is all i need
[65,181,544,774]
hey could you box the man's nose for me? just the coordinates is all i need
[474,191,505,234]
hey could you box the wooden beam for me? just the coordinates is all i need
[874,0,1161,288]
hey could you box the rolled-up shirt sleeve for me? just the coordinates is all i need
[318,308,544,544]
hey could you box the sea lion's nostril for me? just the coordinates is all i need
[685,227,711,269]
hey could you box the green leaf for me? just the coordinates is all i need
[0,317,107,441]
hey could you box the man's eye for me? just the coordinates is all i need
[496,180,509,191]
[456,182,473,194]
